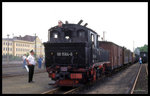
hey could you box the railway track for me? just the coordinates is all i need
[145,64,148,76]
[130,64,142,94]
[41,87,81,94]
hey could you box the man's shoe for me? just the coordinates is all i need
[28,81,35,83]
[30,81,35,83]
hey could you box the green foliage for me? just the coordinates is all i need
[139,44,148,52]
[26,52,29,56]
[135,44,148,52]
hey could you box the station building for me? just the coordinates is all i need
[2,35,45,58]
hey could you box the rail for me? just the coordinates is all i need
[145,64,148,76]
[130,64,142,94]
[41,87,60,94]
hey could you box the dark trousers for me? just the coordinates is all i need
[28,65,35,82]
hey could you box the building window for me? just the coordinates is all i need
[6,42,7,45]
[3,47,5,51]
[3,42,5,45]
[16,48,17,51]
[6,48,7,51]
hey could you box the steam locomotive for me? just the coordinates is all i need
[44,20,138,87]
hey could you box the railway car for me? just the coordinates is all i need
[128,50,132,64]
[123,48,130,65]
[140,52,148,63]
[134,53,140,63]
[132,52,135,63]
[44,20,110,87]
[99,41,123,72]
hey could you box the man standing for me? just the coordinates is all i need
[26,50,36,83]
[139,57,142,64]
[22,54,27,69]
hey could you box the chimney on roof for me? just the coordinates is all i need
[78,20,83,25]
[65,21,68,24]
[84,23,88,27]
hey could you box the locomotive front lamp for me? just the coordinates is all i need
[51,52,53,55]
[75,52,78,55]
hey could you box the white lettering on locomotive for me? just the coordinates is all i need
[57,52,73,56]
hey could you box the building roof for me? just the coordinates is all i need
[13,35,37,42]
[22,35,37,42]
[2,38,14,41]
[3,35,37,42]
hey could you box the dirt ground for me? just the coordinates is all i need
[2,72,55,94]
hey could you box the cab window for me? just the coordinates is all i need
[91,34,95,48]
[50,31,59,39]
[77,30,85,38]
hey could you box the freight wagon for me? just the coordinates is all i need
[99,41,124,72]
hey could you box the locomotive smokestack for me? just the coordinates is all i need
[65,21,68,24]
[84,23,88,27]
[78,20,83,25]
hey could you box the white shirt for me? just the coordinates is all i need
[27,54,36,65]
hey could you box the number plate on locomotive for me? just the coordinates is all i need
[57,52,73,56]
[60,67,68,71]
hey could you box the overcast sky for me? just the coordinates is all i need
[2,2,148,51]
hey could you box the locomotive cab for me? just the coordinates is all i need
[45,21,101,68]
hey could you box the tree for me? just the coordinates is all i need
[134,44,148,53]
[26,52,29,57]
[139,44,148,52]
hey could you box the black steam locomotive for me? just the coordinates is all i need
[44,20,109,86]
[140,52,148,63]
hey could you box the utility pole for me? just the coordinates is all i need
[133,40,135,53]
[35,33,36,59]
[40,45,42,56]
[7,34,10,65]
[12,33,14,38]
[103,31,106,41]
